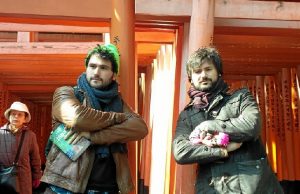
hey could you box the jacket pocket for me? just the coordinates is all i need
[47,145,81,180]
[237,158,264,194]
[210,163,241,194]
[215,98,241,120]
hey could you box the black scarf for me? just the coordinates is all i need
[188,78,228,109]
[77,73,125,158]
[77,73,122,112]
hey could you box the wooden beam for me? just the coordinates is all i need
[214,34,300,46]
[0,0,299,22]
[136,31,175,43]
[0,14,110,27]
[137,43,162,55]
[136,0,300,21]
[223,75,256,81]
[10,91,54,104]
[215,0,300,21]
[138,54,156,66]
[0,64,84,74]
[0,33,173,65]
[136,0,191,16]
[7,84,59,91]
[223,66,280,76]
[0,42,103,54]
[0,53,85,61]
[0,54,86,70]
[214,26,300,37]
[0,74,78,85]
[223,58,300,66]
[0,22,109,33]
[215,18,300,29]
[136,14,190,23]
[11,91,54,97]
[0,0,112,19]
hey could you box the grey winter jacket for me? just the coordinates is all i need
[173,88,283,194]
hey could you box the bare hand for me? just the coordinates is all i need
[226,142,242,152]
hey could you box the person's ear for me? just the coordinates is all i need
[112,73,117,80]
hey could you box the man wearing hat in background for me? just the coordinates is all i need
[172,47,283,193]
[41,44,148,194]
[0,101,42,194]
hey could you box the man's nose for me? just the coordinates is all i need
[93,67,102,75]
[200,71,207,77]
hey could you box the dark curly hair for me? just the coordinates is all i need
[186,47,223,82]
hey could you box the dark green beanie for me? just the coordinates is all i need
[85,44,120,74]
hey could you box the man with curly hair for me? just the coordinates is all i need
[41,44,148,194]
[172,47,283,193]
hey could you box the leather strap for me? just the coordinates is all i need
[13,131,25,165]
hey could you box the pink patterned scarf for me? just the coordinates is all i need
[187,78,228,109]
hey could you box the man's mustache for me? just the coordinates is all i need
[91,77,102,81]
[200,77,212,83]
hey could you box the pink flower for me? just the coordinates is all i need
[216,132,229,146]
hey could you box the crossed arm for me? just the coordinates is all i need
[52,86,148,145]
[173,89,260,164]
[67,103,148,145]
[173,111,233,165]
[191,89,261,143]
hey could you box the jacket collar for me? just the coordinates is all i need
[0,123,28,134]
[185,90,230,112]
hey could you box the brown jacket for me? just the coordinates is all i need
[0,125,42,194]
[41,86,148,193]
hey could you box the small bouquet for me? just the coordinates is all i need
[215,132,230,146]
[189,130,229,147]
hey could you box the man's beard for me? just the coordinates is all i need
[90,74,114,89]
[194,78,217,92]
[96,79,113,90]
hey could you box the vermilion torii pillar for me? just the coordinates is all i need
[189,0,215,54]
[111,1,138,194]
[176,0,215,193]
[111,0,136,107]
